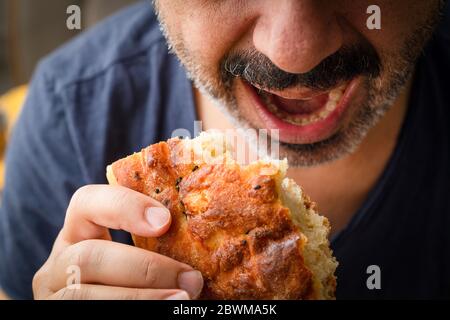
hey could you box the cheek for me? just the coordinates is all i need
[181,16,228,64]
[178,5,254,75]
[342,0,437,57]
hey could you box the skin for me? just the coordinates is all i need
[33,185,204,300]
[32,0,442,299]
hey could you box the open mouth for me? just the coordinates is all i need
[242,78,360,144]
[257,84,347,126]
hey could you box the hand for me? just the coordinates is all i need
[32,185,204,300]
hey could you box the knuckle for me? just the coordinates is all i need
[67,185,94,215]
[110,189,131,227]
[32,267,47,298]
[111,186,130,205]
[77,285,92,300]
[71,185,92,203]
[32,256,59,299]
[55,286,80,300]
[58,288,74,300]
[122,288,142,300]
[82,240,105,268]
[141,254,159,286]
[111,189,145,230]
[64,239,98,271]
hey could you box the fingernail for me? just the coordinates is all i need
[177,270,204,299]
[166,291,190,300]
[145,207,171,230]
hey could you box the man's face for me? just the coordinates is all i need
[155,0,442,166]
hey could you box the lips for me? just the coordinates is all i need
[242,78,360,144]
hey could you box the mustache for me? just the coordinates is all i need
[220,44,381,91]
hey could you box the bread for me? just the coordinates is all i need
[106,132,338,299]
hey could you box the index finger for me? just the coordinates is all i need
[60,184,171,245]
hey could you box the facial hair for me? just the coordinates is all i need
[154,1,443,166]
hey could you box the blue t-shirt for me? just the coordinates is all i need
[1,1,449,299]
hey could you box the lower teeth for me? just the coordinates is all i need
[261,86,345,126]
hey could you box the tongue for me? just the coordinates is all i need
[271,92,329,115]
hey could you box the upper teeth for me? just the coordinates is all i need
[260,85,345,126]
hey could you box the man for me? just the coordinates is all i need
[0,0,449,299]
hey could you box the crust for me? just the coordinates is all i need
[107,135,336,299]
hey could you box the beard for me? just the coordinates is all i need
[154,2,443,167]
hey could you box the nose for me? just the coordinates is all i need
[252,0,343,74]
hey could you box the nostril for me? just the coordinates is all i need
[252,4,343,74]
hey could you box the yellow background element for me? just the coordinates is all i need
[0,290,8,300]
[0,85,28,188]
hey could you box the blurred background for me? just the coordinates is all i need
[0,0,140,299]
[0,0,138,192]
[0,0,139,91]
